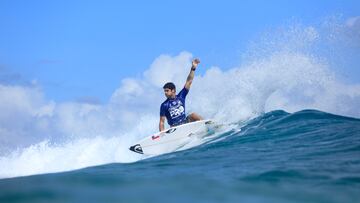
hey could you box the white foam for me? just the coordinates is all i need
[0,137,140,178]
[1,18,360,179]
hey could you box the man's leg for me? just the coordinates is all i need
[187,113,203,122]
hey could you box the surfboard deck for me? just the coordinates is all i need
[129,120,214,155]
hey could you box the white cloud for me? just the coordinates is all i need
[144,51,193,88]
[0,85,55,151]
[2,50,360,154]
[346,16,360,28]
[1,22,360,178]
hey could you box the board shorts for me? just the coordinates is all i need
[171,115,191,127]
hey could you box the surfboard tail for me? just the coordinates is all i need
[129,144,144,154]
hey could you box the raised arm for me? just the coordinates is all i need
[184,58,200,90]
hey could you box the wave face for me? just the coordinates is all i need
[1,18,360,179]
[0,109,359,203]
[0,16,360,202]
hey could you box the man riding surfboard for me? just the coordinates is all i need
[159,58,203,131]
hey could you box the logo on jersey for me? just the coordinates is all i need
[169,100,184,119]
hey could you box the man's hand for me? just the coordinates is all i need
[192,58,200,70]
[185,58,200,90]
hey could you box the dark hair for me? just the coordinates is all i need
[163,82,176,90]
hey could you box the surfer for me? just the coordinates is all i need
[159,58,203,131]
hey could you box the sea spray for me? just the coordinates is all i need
[1,18,360,179]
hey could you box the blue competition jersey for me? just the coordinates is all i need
[160,87,189,126]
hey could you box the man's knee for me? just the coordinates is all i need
[188,113,202,122]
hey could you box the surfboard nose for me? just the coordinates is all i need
[129,144,143,154]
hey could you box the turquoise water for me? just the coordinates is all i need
[0,109,359,203]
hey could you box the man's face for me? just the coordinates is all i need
[164,88,176,99]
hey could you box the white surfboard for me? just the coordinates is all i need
[129,120,214,155]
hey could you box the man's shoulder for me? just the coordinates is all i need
[179,86,189,93]
[161,99,169,106]
[177,87,189,98]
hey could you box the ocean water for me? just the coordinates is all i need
[1,17,360,203]
[0,109,359,203]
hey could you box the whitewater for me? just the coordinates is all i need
[0,18,360,183]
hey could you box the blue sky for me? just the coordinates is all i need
[0,0,359,103]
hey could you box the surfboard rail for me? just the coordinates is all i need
[129,120,213,155]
